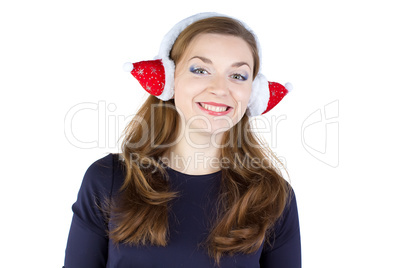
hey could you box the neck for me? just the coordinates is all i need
[164,129,224,175]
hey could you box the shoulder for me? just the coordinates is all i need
[83,153,123,181]
[79,153,125,198]
[73,153,125,222]
[268,186,300,248]
[71,153,125,234]
[276,187,299,231]
[260,187,302,266]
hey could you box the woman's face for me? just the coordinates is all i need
[174,33,254,137]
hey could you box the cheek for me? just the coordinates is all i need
[173,76,189,103]
[173,77,200,116]
[234,87,253,112]
[173,88,188,115]
[174,76,205,102]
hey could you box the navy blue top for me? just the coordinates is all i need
[64,153,301,267]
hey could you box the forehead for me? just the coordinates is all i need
[182,33,254,63]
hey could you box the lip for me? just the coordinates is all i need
[197,102,233,116]
[201,102,230,107]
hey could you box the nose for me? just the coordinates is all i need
[207,74,229,96]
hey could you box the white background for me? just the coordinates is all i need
[1,0,401,267]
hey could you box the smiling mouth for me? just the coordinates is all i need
[198,102,231,112]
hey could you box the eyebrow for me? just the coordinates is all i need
[190,56,212,64]
[190,56,251,69]
[231,61,251,69]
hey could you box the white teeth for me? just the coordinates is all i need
[200,103,228,112]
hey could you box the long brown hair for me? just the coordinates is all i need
[109,16,290,264]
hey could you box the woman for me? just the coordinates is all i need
[64,13,301,267]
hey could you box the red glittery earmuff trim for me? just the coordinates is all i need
[262,82,289,114]
[130,59,165,96]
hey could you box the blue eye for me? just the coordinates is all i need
[231,73,248,81]
[190,66,208,75]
